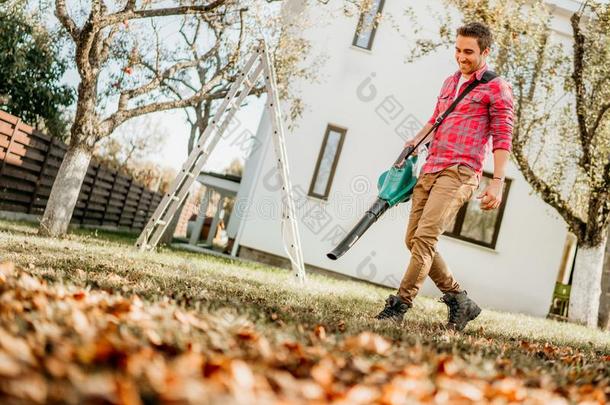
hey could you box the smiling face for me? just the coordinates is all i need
[455,35,490,76]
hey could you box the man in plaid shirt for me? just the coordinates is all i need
[375,22,514,331]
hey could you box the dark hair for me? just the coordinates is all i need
[456,22,493,52]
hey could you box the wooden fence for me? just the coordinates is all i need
[0,110,162,230]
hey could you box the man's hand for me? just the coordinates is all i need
[403,123,434,156]
[403,138,419,155]
[477,179,503,210]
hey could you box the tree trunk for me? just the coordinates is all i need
[598,229,610,330]
[38,145,92,237]
[569,232,608,328]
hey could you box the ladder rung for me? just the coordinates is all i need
[170,196,180,202]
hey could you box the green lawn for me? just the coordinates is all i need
[0,219,608,404]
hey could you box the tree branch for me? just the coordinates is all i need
[122,58,201,101]
[570,12,592,169]
[151,18,162,74]
[102,73,225,134]
[590,102,610,139]
[178,15,200,52]
[588,74,610,110]
[55,0,80,39]
[91,24,120,67]
[123,0,137,12]
[162,83,185,102]
[100,1,228,29]
[512,138,586,238]
[526,30,549,103]
[96,0,107,18]
[603,152,610,187]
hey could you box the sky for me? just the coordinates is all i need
[140,97,266,173]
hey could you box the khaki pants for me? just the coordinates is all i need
[398,164,479,305]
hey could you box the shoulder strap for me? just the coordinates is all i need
[431,70,497,130]
[480,70,497,83]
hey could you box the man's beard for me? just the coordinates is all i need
[459,59,481,74]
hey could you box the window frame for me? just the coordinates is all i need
[308,124,347,200]
[443,172,512,249]
[351,0,386,50]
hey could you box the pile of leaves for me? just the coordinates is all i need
[0,261,607,404]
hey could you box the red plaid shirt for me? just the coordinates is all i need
[422,63,514,179]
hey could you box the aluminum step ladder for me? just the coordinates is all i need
[135,41,306,284]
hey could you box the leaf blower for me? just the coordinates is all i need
[326,145,420,260]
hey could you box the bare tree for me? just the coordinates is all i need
[39,0,335,237]
[561,5,610,328]
[170,15,266,155]
[39,0,265,237]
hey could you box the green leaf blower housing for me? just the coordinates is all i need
[377,154,419,206]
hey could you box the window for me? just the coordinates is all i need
[443,173,512,249]
[352,0,385,50]
[308,125,346,200]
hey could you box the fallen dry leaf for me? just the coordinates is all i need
[314,324,327,341]
[311,357,335,388]
[0,350,21,377]
[0,328,36,365]
[0,261,15,277]
[344,332,391,355]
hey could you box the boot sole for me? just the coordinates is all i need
[374,316,404,324]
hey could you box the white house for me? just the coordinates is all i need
[224,0,585,318]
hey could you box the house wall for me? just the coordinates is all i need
[236,0,574,317]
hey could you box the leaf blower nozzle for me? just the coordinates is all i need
[326,198,390,260]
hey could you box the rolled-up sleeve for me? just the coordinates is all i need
[489,79,514,152]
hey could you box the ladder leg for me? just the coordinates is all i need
[260,42,307,283]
